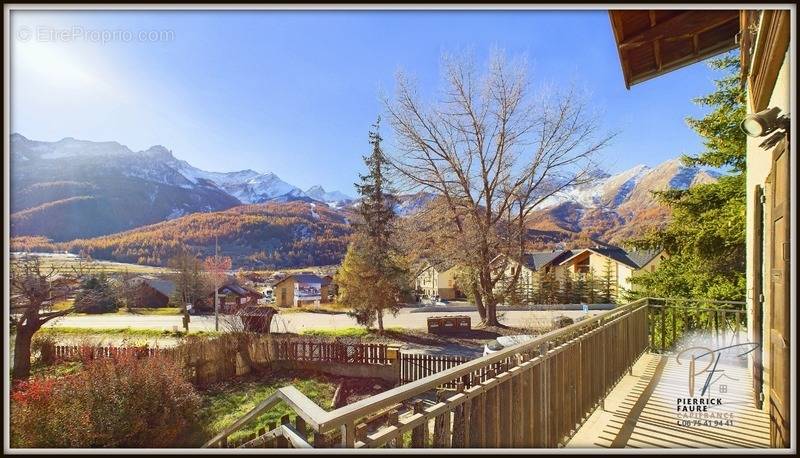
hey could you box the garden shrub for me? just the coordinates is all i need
[11,353,200,448]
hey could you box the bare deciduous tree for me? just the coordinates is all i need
[385,52,613,326]
[10,256,75,380]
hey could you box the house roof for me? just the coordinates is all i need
[625,249,663,269]
[133,276,176,298]
[558,247,662,270]
[609,10,740,88]
[521,250,573,271]
[219,280,262,297]
[273,273,324,287]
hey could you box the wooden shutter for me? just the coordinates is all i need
[767,139,790,448]
[752,184,765,409]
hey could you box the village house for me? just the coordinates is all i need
[126,275,176,308]
[272,273,324,308]
[492,250,573,301]
[205,279,263,313]
[413,259,464,301]
[557,246,665,298]
[493,246,664,304]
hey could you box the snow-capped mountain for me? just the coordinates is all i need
[10,134,354,240]
[527,158,722,245]
[304,186,354,207]
[538,160,719,212]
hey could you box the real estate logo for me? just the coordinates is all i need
[673,343,759,428]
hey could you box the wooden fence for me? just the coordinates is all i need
[205,298,652,449]
[41,336,397,386]
[273,339,391,365]
[46,344,164,363]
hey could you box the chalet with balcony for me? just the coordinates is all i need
[273,273,324,308]
[557,246,665,297]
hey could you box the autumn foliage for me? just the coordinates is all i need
[11,201,351,268]
[10,354,200,448]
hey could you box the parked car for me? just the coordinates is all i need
[483,334,536,356]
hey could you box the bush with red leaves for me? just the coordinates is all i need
[11,354,201,448]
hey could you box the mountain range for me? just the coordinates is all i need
[526,158,720,246]
[10,134,722,267]
[10,134,353,241]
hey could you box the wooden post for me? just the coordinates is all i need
[295,417,307,442]
[411,399,427,447]
[498,374,513,447]
[313,431,327,448]
[469,375,484,447]
[485,370,499,448]
[276,415,290,448]
[432,391,451,447]
[341,422,355,448]
[386,409,400,448]
[266,421,277,448]
[452,383,466,447]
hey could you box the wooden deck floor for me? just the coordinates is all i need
[567,352,771,449]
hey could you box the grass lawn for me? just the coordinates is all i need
[194,371,337,446]
[299,326,406,340]
[115,307,182,316]
[50,299,74,311]
[279,302,350,315]
[39,326,218,340]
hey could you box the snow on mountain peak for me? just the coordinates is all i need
[305,186,353,205]
[535,159,718,211]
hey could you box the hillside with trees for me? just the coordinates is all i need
[11,201,351,269]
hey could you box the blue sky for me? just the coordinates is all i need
[11,9,724,196]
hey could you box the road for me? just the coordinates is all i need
[44,308,600,334]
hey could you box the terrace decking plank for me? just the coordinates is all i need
[567,353,770,449]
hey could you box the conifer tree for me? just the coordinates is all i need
[601,259,615,303]
[336,119,408,333]
[561,270,574,304]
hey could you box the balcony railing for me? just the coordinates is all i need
[203,297,748,449]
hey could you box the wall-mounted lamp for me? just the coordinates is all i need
[741,107,789,137]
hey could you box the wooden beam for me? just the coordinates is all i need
[618,10,739,49]
[650,11,663,71]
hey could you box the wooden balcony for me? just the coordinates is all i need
[204,298,771,449]
[567,352,769,448]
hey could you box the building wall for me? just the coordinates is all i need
[745,46,790,411]
[414,265,462,300]
[437,269,460,299]
[274,279,295,307]
[133,284,170,308]
[415,265,436,297]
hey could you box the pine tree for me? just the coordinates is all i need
[336,119,408,333]
[561,270,574,304]
[574,270,586,304]
[629,53,746,301]
[75,271,119,314]
[601,259,615,303]
[353,118,398,251]
[586,268,597,304]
